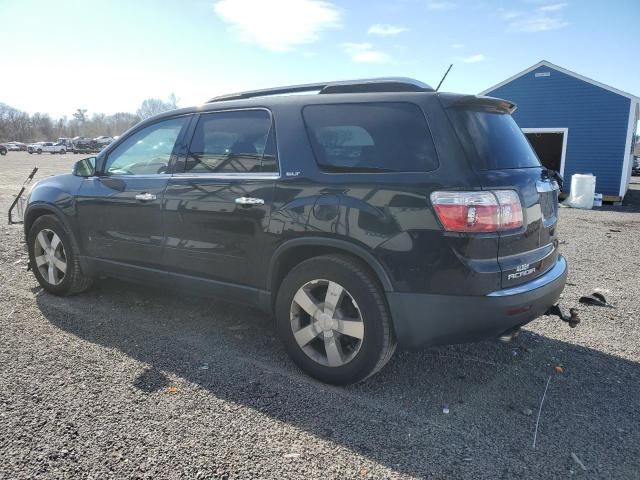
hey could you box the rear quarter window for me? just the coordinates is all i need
[302,102,438,173]
[447,109,540,170]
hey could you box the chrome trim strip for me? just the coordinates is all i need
[487,256,566,297]
[170,173,280,180]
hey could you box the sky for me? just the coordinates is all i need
[0,0,638,120]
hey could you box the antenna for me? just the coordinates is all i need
[435,64,453,92]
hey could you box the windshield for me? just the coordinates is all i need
[447,109,540,170]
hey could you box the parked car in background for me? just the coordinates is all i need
[27,142,45,154]
[94,135,114,147]
[42,142,68,154]
[72,137,100,154]
[0,144,7,155]
[7,142,26,151]
[57,138,75,151]
[633,156,640,176]
[21,77,568,385]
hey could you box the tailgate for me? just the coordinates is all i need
[443,97,560,288]
[475,168,559,288]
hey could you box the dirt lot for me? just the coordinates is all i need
[1,151,639,479]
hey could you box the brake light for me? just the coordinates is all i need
[430,190,523,233]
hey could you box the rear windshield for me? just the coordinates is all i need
[447,109,540,170]
[303,102,438,173]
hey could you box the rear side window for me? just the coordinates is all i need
[447,109,540,170]
[303,103,438,173]
[185,110,276,174]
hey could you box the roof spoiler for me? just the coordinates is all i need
[439,94,517,114]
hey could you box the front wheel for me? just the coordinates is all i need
[275,254,396,385]
[28,215,92,296]
[37,149,42,154]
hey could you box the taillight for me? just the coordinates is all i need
[430,190,523,233]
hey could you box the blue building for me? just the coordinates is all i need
[480,60,639,200]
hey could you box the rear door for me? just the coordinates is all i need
[162,109,278,295]
[446,103,560,288]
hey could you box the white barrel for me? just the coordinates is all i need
[565,174,596,209]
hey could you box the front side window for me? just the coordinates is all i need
[185,110,276,174]
[104,116,188,176]
[303,102,438,173]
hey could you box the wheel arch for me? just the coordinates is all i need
[267,237,395,305]
[24,203,81,255]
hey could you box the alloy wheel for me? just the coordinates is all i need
[33,229,67,285]
[290,279,365,367]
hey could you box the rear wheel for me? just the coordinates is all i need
[275,254,396,385]
[37,149,42,154]
[28,215,92,296]
[60,149,66,154]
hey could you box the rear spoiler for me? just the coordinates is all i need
[438,94,517,114]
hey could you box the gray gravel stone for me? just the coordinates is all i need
[1,153,639,479]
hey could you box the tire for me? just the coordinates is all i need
[275,254,396,385]
[0,149,6,156]
[37,149,42,154]
[27,215,93,296]
[60,149,66,154]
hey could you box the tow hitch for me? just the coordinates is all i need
[8,167,38,225]
[546,304,580,328]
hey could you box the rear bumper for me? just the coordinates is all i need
[387,256,567,349]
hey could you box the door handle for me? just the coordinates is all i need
[135,192,157,201]
[235,196,265,206]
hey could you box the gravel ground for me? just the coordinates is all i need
[1,152,639,479]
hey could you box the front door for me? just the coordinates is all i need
[76,115,191,276]
[162,109,278,296]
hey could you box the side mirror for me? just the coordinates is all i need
[73,157,96,177]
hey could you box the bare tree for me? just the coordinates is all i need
[31,113,54,140]
[136,94,179,120]
[73,108,87,123]
[0,97,163,142]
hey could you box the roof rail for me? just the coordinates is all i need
[207,77,433,103]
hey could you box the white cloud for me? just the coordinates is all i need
[368,24,409,36]
[505,2,569,32]
[213,0,341,52]
[342,42,390,63]
[537,3,568,12]
[509,14,568,32]
[450,43,464,49]
[458,54,486,63]
[427,2,456,10]
[497,9,523,20]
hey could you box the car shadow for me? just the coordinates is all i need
[35,280,639,478]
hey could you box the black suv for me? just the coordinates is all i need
[23,78,567,384]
